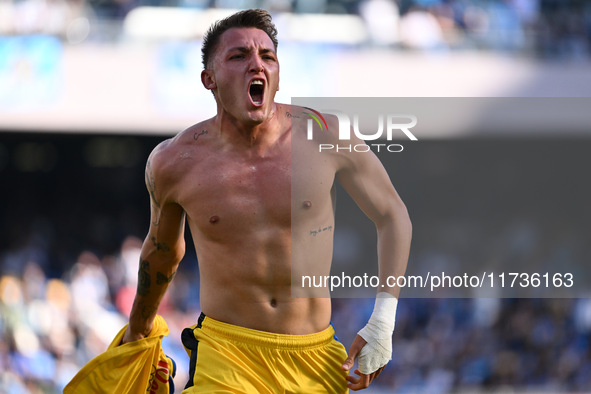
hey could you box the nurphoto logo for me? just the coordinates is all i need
[304,108,418,153]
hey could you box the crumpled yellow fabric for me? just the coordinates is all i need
[64,315,176,394]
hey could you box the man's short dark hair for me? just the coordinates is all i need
[201,9,278,69]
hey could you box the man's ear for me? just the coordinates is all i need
[201,69,216,90]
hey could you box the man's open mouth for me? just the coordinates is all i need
[249,80,264,105]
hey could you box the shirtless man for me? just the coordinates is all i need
[122,9,411,393]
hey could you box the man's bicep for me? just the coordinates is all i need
[146,202,186,256]
[143,148,186,259]
[336,150,404,224]
[145,156,164,226]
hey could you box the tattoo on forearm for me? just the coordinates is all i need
[137,259,151,296]
[151,236,170,252]
[310,225,333,237]
[139,301,157,320]
[194,129,208,141]
[156,271,177,285]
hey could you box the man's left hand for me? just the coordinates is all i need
[341,335,386,391]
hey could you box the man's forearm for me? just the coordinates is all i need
[128,253,180,337]
[376,204,412,298]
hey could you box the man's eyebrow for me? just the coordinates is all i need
[227,46,276,54]
[228,46,249,53]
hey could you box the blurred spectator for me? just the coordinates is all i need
[359,0,401,47]
[399,5,445,50]
[1,0,92,40]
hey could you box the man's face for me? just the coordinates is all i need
[203,27,280,126]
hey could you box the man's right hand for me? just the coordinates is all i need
[120,325,149,345]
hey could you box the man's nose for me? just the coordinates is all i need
[249,56,264,73]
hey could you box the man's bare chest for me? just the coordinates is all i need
[177,154,292,231]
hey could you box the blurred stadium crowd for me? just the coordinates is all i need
[3,236,591,393]
[0,237,201,393]
[0,0,589,58]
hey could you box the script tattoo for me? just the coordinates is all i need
[310,225,333,237]
[157,271,177,285]
[194,129,208,141]
[286,112,300,119]
[137,258,151,296]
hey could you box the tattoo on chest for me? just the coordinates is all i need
[286,112,300,119]
[194,129,208,141]
[310,225,333,237]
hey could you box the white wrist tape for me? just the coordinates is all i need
[357,292,398,374]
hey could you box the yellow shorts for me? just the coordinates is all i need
[181,313,349,393]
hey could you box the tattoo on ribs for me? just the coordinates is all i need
[156,271,177,285]
[137,259,151,296]
[310,225,333,237]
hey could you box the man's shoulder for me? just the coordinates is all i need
[284,104,340,145]
[147,119,214,176]
[281,104,336,124]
